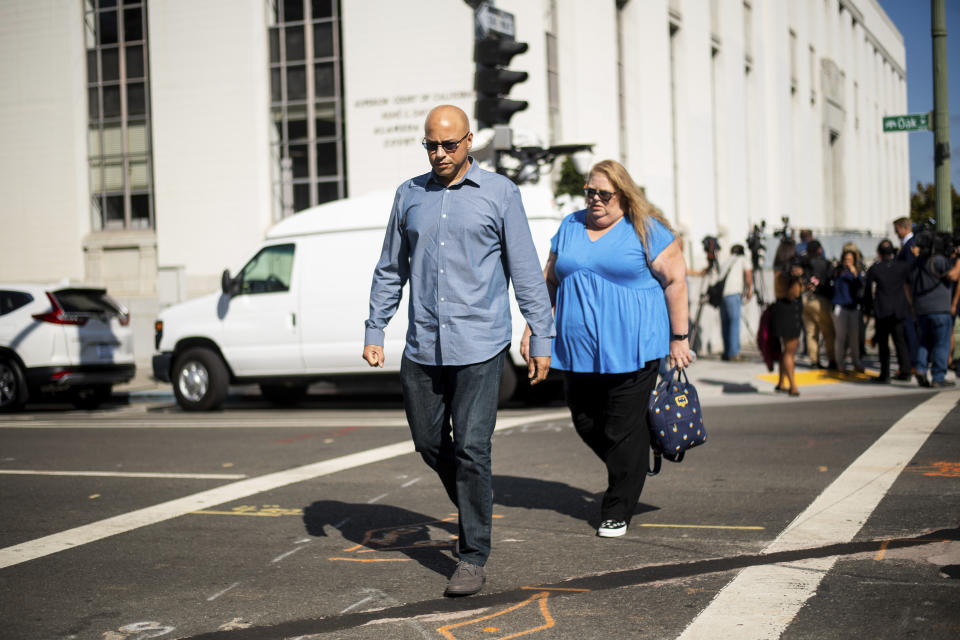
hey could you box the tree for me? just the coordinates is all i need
[554,156,585,199]
[910,181,960,229]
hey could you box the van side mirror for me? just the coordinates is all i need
[221,269,240,296]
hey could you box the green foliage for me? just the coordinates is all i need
[555,156,585,199]
[910,181,960,229]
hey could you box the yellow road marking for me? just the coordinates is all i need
[638,523,765,530]
[437,591,554,640]
[328,557,411,562]
[520,586,590,592]
[874,540,890,561]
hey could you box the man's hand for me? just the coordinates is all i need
[528,355,550,385]
[363,345,384,368]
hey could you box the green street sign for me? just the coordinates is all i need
[883,113,930,132]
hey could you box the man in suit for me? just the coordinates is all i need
[863,239,911,382]
[893,217,918,373]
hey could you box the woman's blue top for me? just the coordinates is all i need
[832,270,863,308]
[550,210,674,373]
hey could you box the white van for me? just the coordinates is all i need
[152,185,564,410]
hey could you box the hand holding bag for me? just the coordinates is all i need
[647,366,707,476]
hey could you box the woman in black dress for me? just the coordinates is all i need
[772,239,804,396]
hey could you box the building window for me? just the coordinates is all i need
[84,0,155,231]
[269,0,346,218]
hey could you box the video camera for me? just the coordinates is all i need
[913,220,957,259]
[747,221,766,269]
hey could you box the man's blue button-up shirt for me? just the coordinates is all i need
[365,159,555,366]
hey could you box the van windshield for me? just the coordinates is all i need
[240,243,295,294]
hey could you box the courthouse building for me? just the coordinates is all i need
[0,0,907,355]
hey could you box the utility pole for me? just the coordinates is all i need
[932,0,952,232]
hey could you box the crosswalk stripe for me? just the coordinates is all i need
[676,390,959,640]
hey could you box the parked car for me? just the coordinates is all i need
[152,185,563,411]
[0,284,135,411]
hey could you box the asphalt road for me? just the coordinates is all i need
[0,388,958,640]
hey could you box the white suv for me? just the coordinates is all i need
[0,284,135,411]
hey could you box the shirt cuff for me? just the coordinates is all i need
[528,335,553,358]
[364,327,385,347]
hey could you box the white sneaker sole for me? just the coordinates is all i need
[597,526,627,537]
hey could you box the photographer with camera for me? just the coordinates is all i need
[909,226,960,387]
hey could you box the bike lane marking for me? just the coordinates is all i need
[0,409,569,570]
[676,390,959,640]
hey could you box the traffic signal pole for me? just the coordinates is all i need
[932,0,952,232]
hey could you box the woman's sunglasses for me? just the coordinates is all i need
[583,186,616,203]
[422,132,470,152]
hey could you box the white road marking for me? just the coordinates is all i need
[366,493,389,504]
[0,410,567,569]
[401,477,422,488]
[340,594,377,614]
[270,545,308,564]
[677,391,959,640]
[0,470,247,480]
[206,582,241,602]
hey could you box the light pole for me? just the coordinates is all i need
[932,0,952,231]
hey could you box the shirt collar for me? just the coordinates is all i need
[427,156,481,188]
[902,231,913,244]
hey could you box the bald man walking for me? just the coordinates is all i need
[363,106,555,596]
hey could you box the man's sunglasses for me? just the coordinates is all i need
[583,186,616,203]
[422,132,470,153]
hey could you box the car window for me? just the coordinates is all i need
[53,289,122,315]
[0,290,33,316]
[240,243,295,295]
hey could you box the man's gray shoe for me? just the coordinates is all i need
[444,561,486,596]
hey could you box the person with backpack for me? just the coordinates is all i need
[715,244,753,361]
[909,230,960,387]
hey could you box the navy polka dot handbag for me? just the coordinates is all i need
[647,365,706,476]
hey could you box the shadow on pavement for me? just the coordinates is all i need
[302,500,459,577]
[493,475,659,527]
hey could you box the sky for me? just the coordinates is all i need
[877,0,960,190]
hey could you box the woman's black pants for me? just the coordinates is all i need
[563,360,659,524]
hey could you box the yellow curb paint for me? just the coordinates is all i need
[638,524,765,531]
[89,494,100,500]
[756,369,876,387]
[520,587,591,592]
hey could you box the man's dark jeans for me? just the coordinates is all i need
[400,349,506,567]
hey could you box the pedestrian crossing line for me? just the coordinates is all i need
[0,470,247,480]
[676,390,960,640]
[0,409,567,570]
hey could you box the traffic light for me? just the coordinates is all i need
[474,36,529,128]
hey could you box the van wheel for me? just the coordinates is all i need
[498,358,518,407]
[260,383,308,405]
[173,347,229,411]
[0,358,27,412]
[72,384,112,410]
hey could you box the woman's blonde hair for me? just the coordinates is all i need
[588,159,673,252]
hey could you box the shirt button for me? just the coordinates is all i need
[440,297,445,301]
[442,214,447,218]
[440,269,444,273]
[441,324,446,328]
[440,242,445,246]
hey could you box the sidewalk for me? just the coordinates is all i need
[115,349,943,406]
